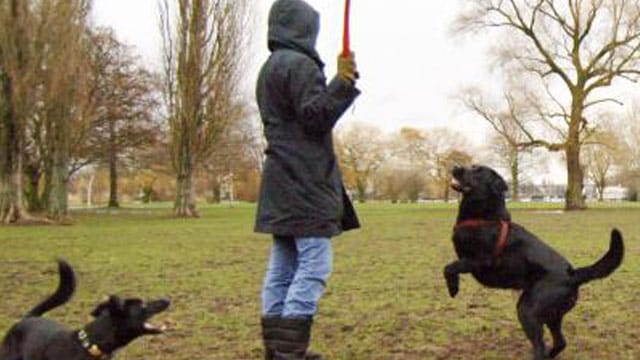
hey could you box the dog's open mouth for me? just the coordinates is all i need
[451,178,463,192]
[143,299,171,334]
[144,322,168,333]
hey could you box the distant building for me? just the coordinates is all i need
[514,181,630,202]
[517,183,566,202]
[602,186,628,201]
[584,183,629,201]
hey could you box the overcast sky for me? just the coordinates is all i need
[91,0,495,134]
[91,0,589,182]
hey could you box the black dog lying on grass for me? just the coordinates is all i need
[0,260,170,360]
[444,165,624,360]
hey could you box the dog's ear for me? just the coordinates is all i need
[91,301,108,317]
[108,295,124,313]
[490,171,508,195]
[91,295,124,317]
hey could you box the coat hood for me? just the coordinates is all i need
[268,0,323,67]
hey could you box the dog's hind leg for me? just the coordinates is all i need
[517,294,546,360]
[546,318,566,359]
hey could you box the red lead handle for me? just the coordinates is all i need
[342,0,351,57]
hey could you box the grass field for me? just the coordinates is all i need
[0,202,638,359]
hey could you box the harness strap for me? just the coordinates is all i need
[454,220,510,257]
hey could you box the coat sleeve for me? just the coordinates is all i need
[288,56,360,135]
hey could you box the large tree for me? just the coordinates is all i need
[458,0,640,210]
[160,0,251,217]
[87,30,158,208]
[0,0,36,223]
[1,0,97,223]
[40,0,92,221]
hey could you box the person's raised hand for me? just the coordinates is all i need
[338,52,358,84]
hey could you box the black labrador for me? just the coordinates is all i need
[1,260,170,360]
[443,165,624,360]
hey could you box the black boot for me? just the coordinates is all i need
[262,316,280,360]
[271,317,323,360]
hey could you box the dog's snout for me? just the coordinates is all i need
[452,166,464,176]
[146,298,171,314]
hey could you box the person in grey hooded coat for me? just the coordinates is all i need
[255,0,360,359]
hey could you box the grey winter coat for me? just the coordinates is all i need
[254,0,360,238]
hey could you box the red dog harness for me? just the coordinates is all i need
[454,220,511,257]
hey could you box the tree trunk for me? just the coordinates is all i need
[0,137,28,224]
[87,172,95,207]
[41,157,52,210]
[565,145,585,210]
[47,108,70,222]
[210,175,221,203]
[48,159,68,221]
[24,163,42,212]
[356,178,366,203]
[596,178,605,202]
[565,139,586,212]
[108,158,119,208]
[510,150,520,201]
[0,153,29,224]
[174,139,199,217]
[108,120,119,208]
[565,97,586,211]
[0,72,34,224]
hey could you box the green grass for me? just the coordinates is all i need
[0,202,638,359]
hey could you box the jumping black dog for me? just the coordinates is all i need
[444,165,624,360]
[0,260,170,360]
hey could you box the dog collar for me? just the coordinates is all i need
[77,330,111,359]
[454,219,510,257]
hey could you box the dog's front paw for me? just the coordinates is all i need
[446,278,459,298]
[444,266,460,298]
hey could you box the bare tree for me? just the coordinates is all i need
[485,133,545,201]
[457,0,640,210]
[461,87,538,200]
[336,123,388,203]
[85,30,159,208]
[160,0,251,217]
[584,145,613,201]
[384,128,432,202]
[383,127,474,202]
[0,0,38,223]
[393,127,431,169]
[614,105,640,199]
[40,0,92,221]
[1,0,92,223]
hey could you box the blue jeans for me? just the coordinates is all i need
[262,236,333,318]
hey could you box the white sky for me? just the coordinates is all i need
[94,0,628,183]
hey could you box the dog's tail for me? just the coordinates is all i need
[569,229,624,287]
[25,259,76,317]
